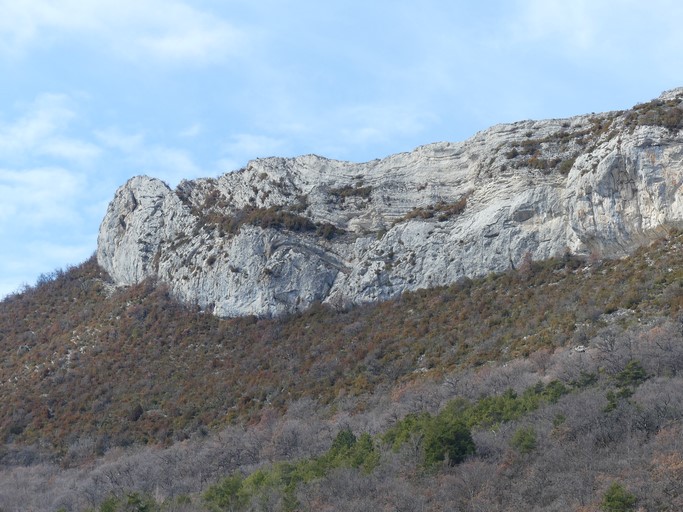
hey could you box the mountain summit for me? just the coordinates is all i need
[97,89,683,317]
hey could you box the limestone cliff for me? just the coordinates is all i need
[97,89,683,317]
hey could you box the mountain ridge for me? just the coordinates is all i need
[98,88,683,317]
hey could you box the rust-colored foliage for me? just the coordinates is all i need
[2,230,683,454]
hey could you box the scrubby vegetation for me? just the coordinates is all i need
[4,232,683,452]
[502,115,618,176]
[497,94,683,177]
[202,427,381,511]
[624,95,683,131]
[178,186,344,240]
[193,203,343,240]
[395,195,468,224]
[191,202,343,239]
[4,230,683,509]
[328,183,373,202]
[6,310,683,510]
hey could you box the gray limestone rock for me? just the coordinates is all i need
[97,89,683,317]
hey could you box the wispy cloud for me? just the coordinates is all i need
[97,126,202,185]
[0,95,206,298]
[223,133,287,159]
[248,101,434,162]
[508,0,683,62]
[0,164,94,297]
[511,1,598,52]
[0,0,251,65]
[0,167,84,227]
[140,146,202,185]
[335,104,433,148]
[95,128,145,153]
[0,94,100,164]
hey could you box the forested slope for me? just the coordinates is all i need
[2,232,683,510]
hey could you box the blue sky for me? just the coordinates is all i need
[2,0,683,297]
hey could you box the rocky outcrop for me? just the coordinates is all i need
[97,89,683,317]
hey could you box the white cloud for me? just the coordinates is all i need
[140,146,202,185]
[508,0,683,61]
[97,126,202,185]
[136,22,242,64]
[95,128,145,153]
[337,104,432,146]
[41,137,101,162]
[0,92,106,298]
[512,0,598,51]
[223,133,287,159]
[0,0,251,65]
[278,102,435,159]
[0,167,84,227]
[0,94,100,164]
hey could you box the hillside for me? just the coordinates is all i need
[3,232,683,453]
[5,90,683,511]
[2,229,683,509]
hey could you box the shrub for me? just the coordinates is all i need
[615,360,648,388]
[323,429,379,473]
[423,413,475,467]
[625,98,683,131]
[383,412,431,451]
[510,427,537,454]
[329,184,373,201]
[384,380,568,467]
[97,493,158,512]
[203,427,380,510]
[316,222,344,240]
[330,427,356,454]
[600,482,637,512]
[559,156,577,175]
[204,473,248,511]
[125,493,156,512]
[543,380,568,403]
[396,196,468,225]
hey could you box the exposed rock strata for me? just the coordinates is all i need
[98,89,683,317]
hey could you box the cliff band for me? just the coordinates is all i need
[98,89,683,317]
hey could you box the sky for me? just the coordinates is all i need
[1,0,683,298]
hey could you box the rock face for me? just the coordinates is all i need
[98,89,683,317]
